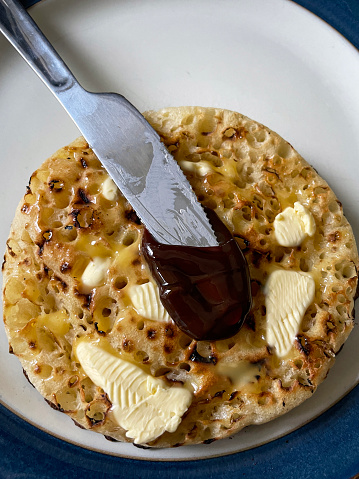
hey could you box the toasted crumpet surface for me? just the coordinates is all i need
[2,107,358,447]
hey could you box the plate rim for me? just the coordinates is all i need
[1,0,359,476]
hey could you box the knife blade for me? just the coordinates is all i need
[0,0,218,247]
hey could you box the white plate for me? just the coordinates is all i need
[1,0,359,462]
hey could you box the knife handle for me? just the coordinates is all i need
[0,0,76,93]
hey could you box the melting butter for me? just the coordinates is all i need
[274,202,315,247]
[101,177,118,201]
[215,361,261,389]
[75,338,192,444]
[265,270,315,357]
[81,256,111,292]
[37,309,70,336]
[128,282,172,322]
[179,160,214,176]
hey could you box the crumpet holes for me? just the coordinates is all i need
[179,335,192,349]
[122,230,138,247]
[342,263,356,279]
[114,277,128,290]
[137,320,145,331]
[134,350,149,363]
[179,362,191,371]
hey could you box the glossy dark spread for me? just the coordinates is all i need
[141,209,252,341]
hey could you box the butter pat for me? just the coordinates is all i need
[81,256,111,291]
[128,282,172,322]
[274,202,315,247]
[75,339,192,444]
[101,177,118,201]
[265,270,315,357]
[179,160,214,176]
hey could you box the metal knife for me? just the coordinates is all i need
[0,0,218,247]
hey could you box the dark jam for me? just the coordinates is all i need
[141,209,252,341]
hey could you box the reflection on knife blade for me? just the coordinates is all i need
[103,129,218,247]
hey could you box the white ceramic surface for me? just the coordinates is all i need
[0,0,359,461]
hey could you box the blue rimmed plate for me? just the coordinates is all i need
[1,0,359,476]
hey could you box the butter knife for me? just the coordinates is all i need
[0,0,218,247]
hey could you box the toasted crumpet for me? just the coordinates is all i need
[3,107,358,447]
